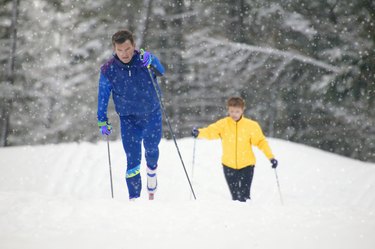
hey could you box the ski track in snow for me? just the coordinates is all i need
[0,138,374,249]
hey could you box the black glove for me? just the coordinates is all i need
[270,158,278,169]
[191,127,199,138]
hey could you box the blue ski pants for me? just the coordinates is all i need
[120,110,162,199]
[223,165,254,202]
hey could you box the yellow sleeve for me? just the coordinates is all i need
[198,119,224,140]
[251,122,275,159]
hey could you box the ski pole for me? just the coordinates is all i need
[147,67,197,200]
[274,168,283,205]
[190,138,197,200]
[106,136,114,199]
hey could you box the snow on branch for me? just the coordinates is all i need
[161,11,198,21]
[201,37,342,73]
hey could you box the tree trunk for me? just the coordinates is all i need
[0,0,19,147]
[135,0,152,48]
[230,0,246,43]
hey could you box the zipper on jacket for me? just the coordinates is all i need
[128,65,131,77]
[235,121,238,169]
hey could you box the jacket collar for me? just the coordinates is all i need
[228,115,244,124]
[112,50,141,68]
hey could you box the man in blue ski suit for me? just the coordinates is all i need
[97,29,165,200]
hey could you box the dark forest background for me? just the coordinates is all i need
[1,0,374,162]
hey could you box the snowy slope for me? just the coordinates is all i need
[0,138,374,249]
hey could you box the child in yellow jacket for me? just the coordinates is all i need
[191,97,278,202]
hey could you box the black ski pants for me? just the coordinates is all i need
[223,165,254,202]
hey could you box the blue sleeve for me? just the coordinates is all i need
[150,54,165,76]
[97,72,112,122]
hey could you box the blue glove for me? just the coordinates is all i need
[191,127,199,138]
[140,49,152,68]
[270,158,278,168]
[98,121,112,136]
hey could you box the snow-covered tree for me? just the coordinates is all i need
[1,0,374,162]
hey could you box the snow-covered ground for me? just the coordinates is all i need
[0,138,374,249]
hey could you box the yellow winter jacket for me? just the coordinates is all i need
[198,116,274,169]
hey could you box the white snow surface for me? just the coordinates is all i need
[0,138,374,249]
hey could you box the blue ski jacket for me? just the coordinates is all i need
[97,50,165,122]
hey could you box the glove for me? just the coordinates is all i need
[191,127,199,138]
[270,158,278,169]
[98,121,112,136]
[140,49,152,68]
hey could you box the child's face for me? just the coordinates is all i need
[228,106,244,121]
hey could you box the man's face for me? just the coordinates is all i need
[228,106,244,121]
[114,40,135,64]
